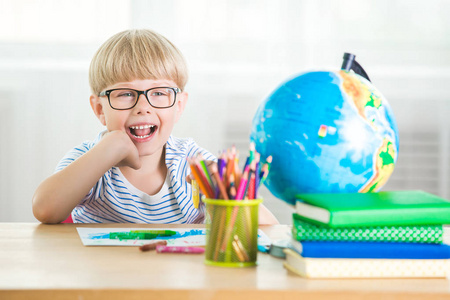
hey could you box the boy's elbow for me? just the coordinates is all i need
[258,204,280,225]
[259,215,280,225]
[32,193,63,224]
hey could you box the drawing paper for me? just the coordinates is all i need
[77,227,271,247]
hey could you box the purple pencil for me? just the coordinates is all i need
[218,152,226,180]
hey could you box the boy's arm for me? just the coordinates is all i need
[32,131,140,224]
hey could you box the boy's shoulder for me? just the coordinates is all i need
[166,135,216,161]
[70,131,104,153]
[85,131,105,148]
[55,131,104,173]
[166,135,197,155]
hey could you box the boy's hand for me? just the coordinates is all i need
[103,130,141,170]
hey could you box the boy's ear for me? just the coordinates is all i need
[90,95,106,126]
[175,91,188,122]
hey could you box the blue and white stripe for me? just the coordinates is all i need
[56,132,215,223]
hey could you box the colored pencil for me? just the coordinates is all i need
[234,154,241,187]
[225,149,235,187]
[259,155,272,184]
[235,165,250,200]
[188,158,211,198]
[248,172,256,200]
[218,152,226,179]
[194,157,215,199]
[211,164,229,200]
[248,142,255,165]
[254,153,261,199]
[199,154,214,189]
[229,174,236,200]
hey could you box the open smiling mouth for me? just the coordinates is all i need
[129,124,157,139]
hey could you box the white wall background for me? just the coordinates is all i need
[1,0,449,223]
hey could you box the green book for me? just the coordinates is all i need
[295,190,450,227]
[292,214,444,244]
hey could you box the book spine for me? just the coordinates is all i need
[331,208,450,227]
[296,191,450,227]
[296,241,450,259]
[284,248,450,278]
[292,214,443,244]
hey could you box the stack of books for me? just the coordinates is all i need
[284,190,450,278]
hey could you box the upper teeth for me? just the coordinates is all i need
[130,125,155,130]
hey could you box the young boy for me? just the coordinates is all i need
[32,29,278,225]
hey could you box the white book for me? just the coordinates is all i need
[283,248,450,278]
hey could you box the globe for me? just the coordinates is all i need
[250,70,399,205]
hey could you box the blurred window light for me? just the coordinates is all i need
[0,0,132,43]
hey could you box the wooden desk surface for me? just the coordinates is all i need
[1,223,450,300]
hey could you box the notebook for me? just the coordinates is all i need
[289,240,450,259]
[284,248,450,278]
[292,214,445,244]
[295,190,450,227]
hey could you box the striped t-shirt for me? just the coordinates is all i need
[56,132,216,223]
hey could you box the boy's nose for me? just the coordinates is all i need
[134,94,153,114]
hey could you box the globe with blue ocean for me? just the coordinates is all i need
[251,53,399,205]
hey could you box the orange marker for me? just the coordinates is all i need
[139,240,168,252]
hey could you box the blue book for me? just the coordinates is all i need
[290,240,450,259]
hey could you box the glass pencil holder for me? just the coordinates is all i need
[203,198,262,268]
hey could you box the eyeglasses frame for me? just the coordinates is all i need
[98,87,181,110]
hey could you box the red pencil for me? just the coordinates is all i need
[247,172,256,200]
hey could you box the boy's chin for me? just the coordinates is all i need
[136,146,162,158]
[137,149,155,157]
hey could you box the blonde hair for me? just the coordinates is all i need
[89,29,188,95]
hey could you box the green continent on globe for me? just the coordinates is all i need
[340,70,383,130]
[359,138,396,193]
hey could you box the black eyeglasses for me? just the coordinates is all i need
[98,87,181,110]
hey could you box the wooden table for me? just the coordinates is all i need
[1,223,450,300]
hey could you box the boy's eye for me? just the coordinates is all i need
[111,90,136,98]
[150,90,169,97]
[118,92,135,97]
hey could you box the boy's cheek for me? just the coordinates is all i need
[99,115,107,126]
[174,105,184,122]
